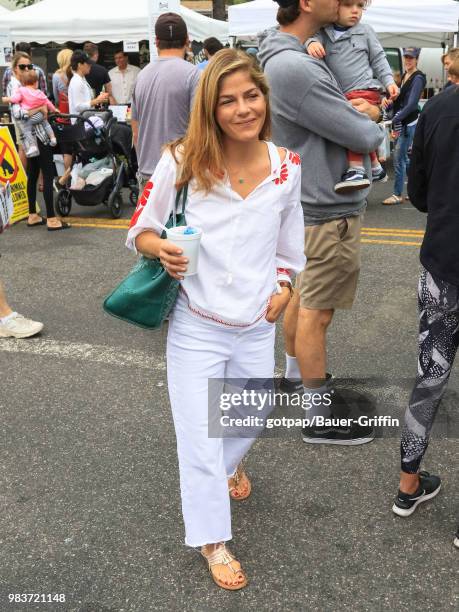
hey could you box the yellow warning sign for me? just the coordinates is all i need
[0,126,28,223]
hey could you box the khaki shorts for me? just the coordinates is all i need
[296,215,362,310]
[137,172,151,195]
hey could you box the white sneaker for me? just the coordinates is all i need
[0,313,44,338]
[26,146,39,157]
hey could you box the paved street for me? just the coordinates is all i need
[0,177,457,612]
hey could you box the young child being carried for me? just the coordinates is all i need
[307,0,398,193]
[2,69,57,158]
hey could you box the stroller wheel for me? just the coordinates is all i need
[129,186,139,207]
[108,191,123,219]
[56,190,72,217]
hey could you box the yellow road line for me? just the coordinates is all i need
[361,238,422,246]
[69,222,129,230]
[362,227,424,235]
[65,216,130,226]
[362,232,424,239]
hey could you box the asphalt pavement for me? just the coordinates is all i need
[0,175,457,612]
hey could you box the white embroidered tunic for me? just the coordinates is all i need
[126,141,306,326]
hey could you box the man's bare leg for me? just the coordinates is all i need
[296,306,374,444]
[295,307,334,385]
[281,292,302,383]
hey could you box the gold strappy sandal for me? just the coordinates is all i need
[201,543,248,590]
[228,464,252,501]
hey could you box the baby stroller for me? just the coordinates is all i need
[49,110,136,218]
[110,121,139,206]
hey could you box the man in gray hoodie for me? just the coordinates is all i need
[259,0,383,445]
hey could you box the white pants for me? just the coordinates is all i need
[166,296,275,547]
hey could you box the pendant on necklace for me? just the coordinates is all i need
[238,178,244,184]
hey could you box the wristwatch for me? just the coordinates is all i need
[276,281,293,297]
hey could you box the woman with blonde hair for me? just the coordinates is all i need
[52,48,73,104]
[126,48,305,589]
[52,48,73,188]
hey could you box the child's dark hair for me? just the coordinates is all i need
[22,69,38,86]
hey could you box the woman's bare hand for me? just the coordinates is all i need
[158,239,189,281]
[95,92,109,105]
[265,288,291,323]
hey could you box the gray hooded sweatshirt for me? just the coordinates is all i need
[258,29,384,224]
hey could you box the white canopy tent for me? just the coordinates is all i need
[228,0,459,48]
[0,0,229,44]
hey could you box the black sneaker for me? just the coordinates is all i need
[277,377,303,393]
[278,373,333,394]
[392,471,441,517]
[454,526,459,549]
[372,167,388,183]
[334,168,370,194]
[302,419,374,446]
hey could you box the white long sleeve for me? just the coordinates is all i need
[276,151,306,275]
[68,73,91,118]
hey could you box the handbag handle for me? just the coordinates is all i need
[172,183,188,227]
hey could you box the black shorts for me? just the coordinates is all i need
[58,141,73,155]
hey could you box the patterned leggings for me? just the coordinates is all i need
[401,266,459,473]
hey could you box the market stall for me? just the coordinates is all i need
[0,0,229,44]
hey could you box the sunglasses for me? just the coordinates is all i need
[18,64,34,70]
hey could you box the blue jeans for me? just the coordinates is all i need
[393,124,416,197]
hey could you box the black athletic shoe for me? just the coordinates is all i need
[392,471,441,517]
[278,377,303,393]
[278,373,333,394]
[334,168,370,193]
[302,419,374,446]
[454,526,459,549]
[372,166,388,183]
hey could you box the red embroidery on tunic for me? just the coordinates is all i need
[274,163,289,185]
[180,288,269,328]
[276,267,292,278]
[129,181,153,228]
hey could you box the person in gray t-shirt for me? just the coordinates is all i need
[131,12,200,191]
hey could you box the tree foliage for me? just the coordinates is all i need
[212,0,226,21]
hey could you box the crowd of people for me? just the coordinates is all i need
[0,41,146,338]
[1,0,458,592]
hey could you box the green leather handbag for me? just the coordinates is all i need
[103,184,188,329]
